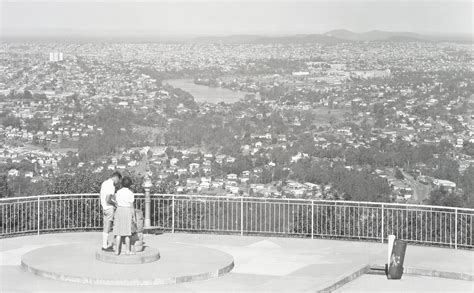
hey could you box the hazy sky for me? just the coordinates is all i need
[1,0,472,37]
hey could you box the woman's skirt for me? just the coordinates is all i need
[113,206,133,236]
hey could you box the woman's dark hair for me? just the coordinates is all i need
[121,176,132,188]
[111,171,122,179]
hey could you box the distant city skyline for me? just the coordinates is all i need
[1,0,472,38]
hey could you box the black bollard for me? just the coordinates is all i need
[386,239,408,279]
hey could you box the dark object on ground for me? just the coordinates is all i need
[144,228,165,235]
[386,239,408,279]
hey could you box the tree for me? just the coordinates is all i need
[459,165,474,208]
[78,108,136,161]
[426,189,464,207]
[2,115,21,129]
[47,171,109,194]
[395,168,405,180]
[429,157,460,183]
[7,176,46,197]
[0,175,10,198]
[23,90,33,100]
[25,114,46,132]
[462,142,474,157]
[291,159,391,202]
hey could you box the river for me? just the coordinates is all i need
[163,79,249,104]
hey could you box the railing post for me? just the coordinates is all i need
[37,197,40,235]
[240,197,244,236]
[454,208,458,250]
[311,200,314,239]
[381,203,384,243]
[171,195,175,233]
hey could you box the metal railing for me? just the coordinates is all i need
[1,194,473,249]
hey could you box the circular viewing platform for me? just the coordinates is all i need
[95,246,160,264]
[2,232,471,292]
[21,241,234,286]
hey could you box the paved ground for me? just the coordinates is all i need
[21,242,233,285]
[1,232,473,292]
[335,275,473,292]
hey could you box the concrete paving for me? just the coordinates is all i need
[21,242,234,285]
[1,232,473,292]
[335,274,474,292]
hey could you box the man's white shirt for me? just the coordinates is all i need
[100,178,115,210]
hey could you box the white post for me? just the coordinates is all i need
[454,208,458,249]
[37,197,40,235]
[311,200,314,239]
[240,197,244,236]
[171,195,175,233]
[387,234,396,265]
[381,204,385,243]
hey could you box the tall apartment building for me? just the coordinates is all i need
[49,52,63,62]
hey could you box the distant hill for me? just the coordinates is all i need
[192,34,348,44]
[192,35,262,44]
[384,35,428,43]
[325,29,471,43]
[325,29,425,41]
[253,34,346,45]
[322,29,362,41]
[191,30,471,44]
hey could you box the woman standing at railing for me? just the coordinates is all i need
[113,176,136,255]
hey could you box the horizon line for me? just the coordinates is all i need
[2,29,473,38]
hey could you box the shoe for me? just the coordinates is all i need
[101,246,114,252]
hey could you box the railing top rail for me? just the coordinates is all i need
[150,193,474,212]
[1,193,473,212]
[0,193,99,201]
[0,193,146,201]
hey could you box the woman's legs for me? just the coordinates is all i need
[115,236,121,255]
[125,236,131,254]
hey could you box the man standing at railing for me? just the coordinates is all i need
[100,172,122,251]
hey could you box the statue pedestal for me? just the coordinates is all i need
[95,246,160,264]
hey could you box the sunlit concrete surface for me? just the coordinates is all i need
[335,274,474,292]
[1,232,473,292]
[21,242,233,285]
